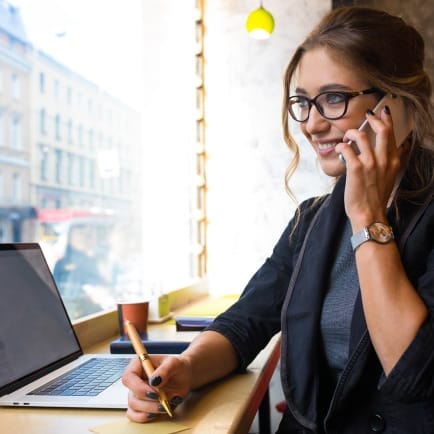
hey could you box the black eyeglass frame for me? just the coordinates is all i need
[287,87,384,122]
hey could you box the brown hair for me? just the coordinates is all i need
[282,6,434,203]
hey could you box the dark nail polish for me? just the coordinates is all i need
[170,396,184,406]
[158,404,166,413]
[146,412,157,419]
[149,375,162,387]
[384,105,391,115]
[146,391,159,400]
[366,109,375,116]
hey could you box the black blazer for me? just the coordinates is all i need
[210,176,434,434]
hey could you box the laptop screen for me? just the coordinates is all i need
[0,243,81,392]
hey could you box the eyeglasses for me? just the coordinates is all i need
[287,88,383,122]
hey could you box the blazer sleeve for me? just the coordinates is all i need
[207,196,325,370]
[379,204,434,401]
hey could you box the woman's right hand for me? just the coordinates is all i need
[122,354,193,423]
[122,330,239,422]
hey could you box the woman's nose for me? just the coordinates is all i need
[304,105,330,134]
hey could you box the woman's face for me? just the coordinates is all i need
[295,47,380,177]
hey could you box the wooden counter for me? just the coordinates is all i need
[0,297,281,434]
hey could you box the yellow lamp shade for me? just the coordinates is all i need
[246,7,275,39]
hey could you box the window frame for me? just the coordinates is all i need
[73,278,208,350]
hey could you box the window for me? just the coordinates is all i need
[67,152,74,185]
[77,124,83,146]
[54,149,62,183]
[67,119,73,144]
[89,159,95,189]
[40,108,47,134]
[54,79,60,99]
[78,156,85,187]
[55,113,61,140]
[11,114,22,149]
[39,71,45,93]
[12,172,21,201]
[11,73,20,99]
[39,144,49,181]
[67,86,72,105]
[76,91,82,109]
[8,0,198,322]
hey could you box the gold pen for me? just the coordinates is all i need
[124,320,173,417]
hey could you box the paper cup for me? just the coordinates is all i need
[117,300,149,337]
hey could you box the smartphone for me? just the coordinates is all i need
[346,93,414,155]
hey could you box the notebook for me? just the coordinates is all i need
[0,243,133,409]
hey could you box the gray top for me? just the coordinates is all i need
[320,219,359,382]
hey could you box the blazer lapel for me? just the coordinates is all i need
[281,177,348,426]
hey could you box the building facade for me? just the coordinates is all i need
[0,1,34,242]
[29,49,142,215]
[0,1,142,244]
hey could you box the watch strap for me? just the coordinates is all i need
[351,227,370,251]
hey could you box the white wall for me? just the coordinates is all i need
[140,0,197,291]
[205,0,332,294]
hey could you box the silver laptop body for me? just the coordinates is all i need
[0,243,132,408]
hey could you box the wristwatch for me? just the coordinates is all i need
[350,222,394,251]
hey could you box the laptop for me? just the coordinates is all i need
[0,243,133,409]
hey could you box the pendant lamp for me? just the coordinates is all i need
[246,1,275,40]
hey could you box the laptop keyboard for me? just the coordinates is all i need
[28,357,131,396]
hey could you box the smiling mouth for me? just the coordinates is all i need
[317,142,339,151]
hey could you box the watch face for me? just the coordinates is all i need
[369,223,393,243]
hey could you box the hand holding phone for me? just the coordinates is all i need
[340,93,413,162]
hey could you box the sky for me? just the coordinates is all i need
[11,0,144,110]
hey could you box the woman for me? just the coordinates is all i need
[122,7,434,433]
